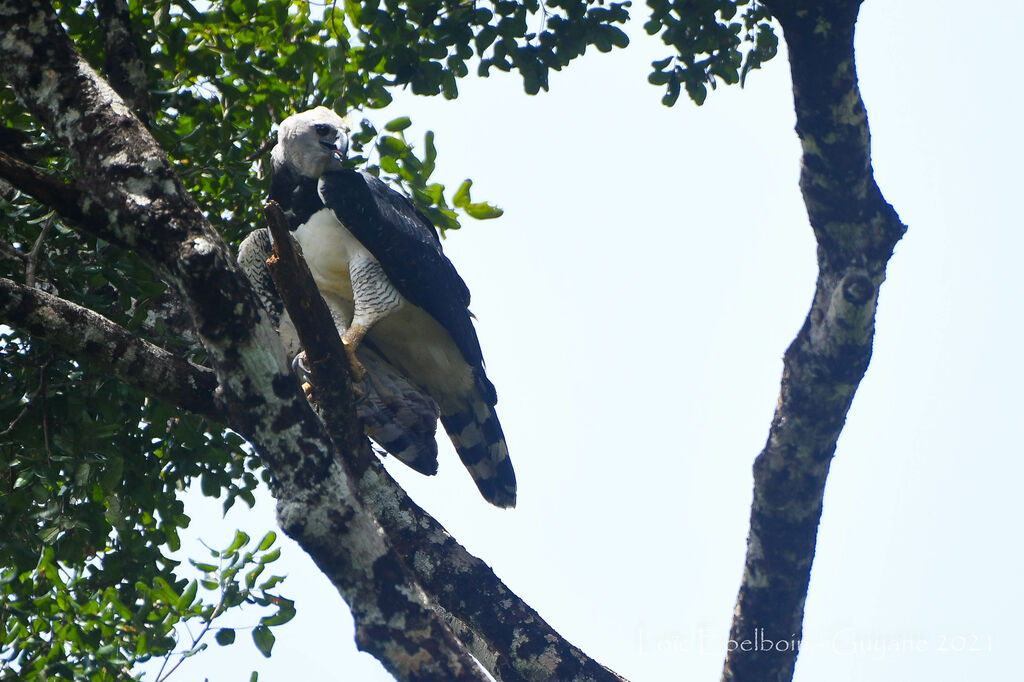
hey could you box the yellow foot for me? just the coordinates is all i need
[342,340,367,383]
[341,322,369,382]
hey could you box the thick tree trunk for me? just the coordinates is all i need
[722,2,906,681]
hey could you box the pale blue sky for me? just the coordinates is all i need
[148,1,1024,680]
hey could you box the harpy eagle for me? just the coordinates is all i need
[258,106,516,507]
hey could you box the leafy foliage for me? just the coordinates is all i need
[341,0,630,96]
[350,118,504,231]
[0,325,270,679]
[645,0,778,105]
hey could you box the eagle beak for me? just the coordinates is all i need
[332,133,348,161]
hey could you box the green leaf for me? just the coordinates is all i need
[260,598,296,626]
[200,472,220,497]
[252,625,275,657]
[227,530,250,553]
[465,202,504,220]
[378,135,406,155]
[384,116,412,132]
[259,575,285,591]
[257,531,276,551]
[452,179,472,208]
[39,526,61,544]
[246,564,265,588]
[153,577,179,604]
[177,579,199,612]
[215,628,236,645]
[422,130,436,178]
[423,183,444,203]
[258,547,281,564]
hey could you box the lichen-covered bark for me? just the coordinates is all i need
[96,0,153,123]
[0,3,486,679]
[262,201,368,464]
[0,276,219,418]
[721,2,906,681]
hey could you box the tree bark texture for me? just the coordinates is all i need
[0,3,489,680]
[95,0,153,124]
[721,1,906,681]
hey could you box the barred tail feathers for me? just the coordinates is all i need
[441,396,516,508]
[359,349,440,476]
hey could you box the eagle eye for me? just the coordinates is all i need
[314,123,333,136]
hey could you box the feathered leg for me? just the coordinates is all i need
[344,254,405,380]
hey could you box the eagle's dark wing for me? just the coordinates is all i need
[318,169,486,369]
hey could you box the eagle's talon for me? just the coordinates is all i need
[292,351,311,378]
[292,351,316,402]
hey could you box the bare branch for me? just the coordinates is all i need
[0,150,129,251]
[96,0,153,123]
[23,214,54,288]
[0,276,221,420]
[262,200,366,460]
[722,2,906,681]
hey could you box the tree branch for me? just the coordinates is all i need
[259,202,493,678]
[261,207,627,682]
[262,200,367,461]
[0,3,487,679]
[23,214,54,288]
[722,2,907,681]
[96,0,153,124]
[0,149,129,251]
[0,276,220,420]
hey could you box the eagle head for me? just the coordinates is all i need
[272,107,350,179]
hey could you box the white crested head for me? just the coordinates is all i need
[272,107,351,178]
